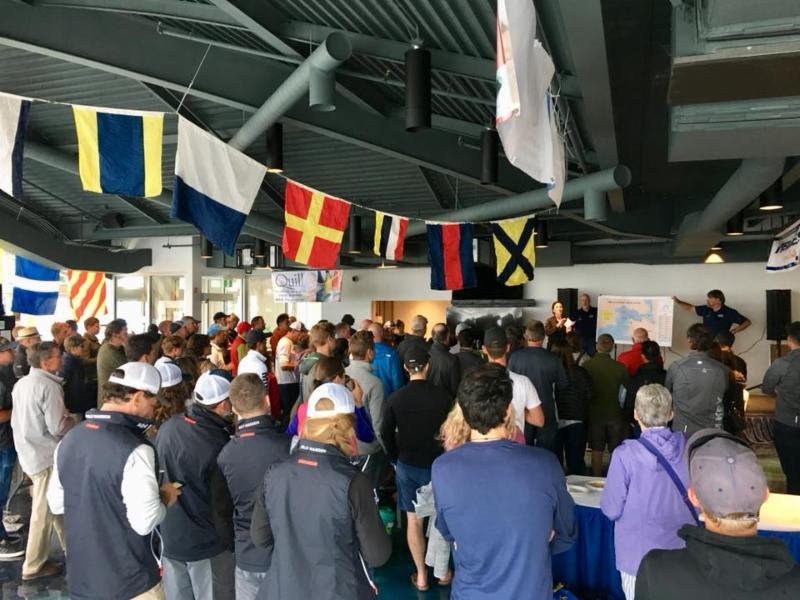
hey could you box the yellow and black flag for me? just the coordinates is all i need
[491,216,535,286]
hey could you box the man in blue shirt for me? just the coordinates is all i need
[571,293,598,356]
[367,323,404,397]
[432,364,577,599]
[673,289,751,338]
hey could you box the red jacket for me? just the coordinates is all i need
[229,336,245,376]
[618,342,663,377]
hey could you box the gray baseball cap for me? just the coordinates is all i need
[686,429,767,518]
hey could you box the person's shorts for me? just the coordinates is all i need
[395,461,431,513]
[587,421,628,452]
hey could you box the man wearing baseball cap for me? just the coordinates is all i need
[275,320,304,427]
[156,371,235,599]
[636,429,800,598]
[48,362,180,599]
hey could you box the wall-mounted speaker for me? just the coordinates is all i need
[557,288,579,317]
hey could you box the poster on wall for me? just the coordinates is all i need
[596,295,674,347]
[271,270,342,303]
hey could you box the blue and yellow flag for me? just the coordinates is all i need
[73,106,163,197]
[491,216,535,286]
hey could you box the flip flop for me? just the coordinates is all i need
[410,573,430,592]
[437,574,453,587]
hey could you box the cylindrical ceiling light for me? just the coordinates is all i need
[200,237,213,259]
[265,123,283,173]
[726,213,744,236]
[347,214,362,254]
[535,220,549,248]
[583,188,608,222]
[759,179,783,211]
[254,238,268,258]
[480,128,499,185]
[405,46,431,132]
[309,66,336,112]
[255,254,270,270]
[268,244,285,269]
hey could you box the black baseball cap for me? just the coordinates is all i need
[245,329,267,345]
[404,346,430,369]
[483,327,507,350]
[0,337,18,353]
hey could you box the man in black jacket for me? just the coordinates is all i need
[427,323,460,399]
[217,373,289,600]
[508,320,569,454]
[396,314,430,366]
[636,429,800,599]
[624,340,666,437]
[157,371,235,600]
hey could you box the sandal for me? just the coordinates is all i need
[437,574,453,586]
[410,573,430,592]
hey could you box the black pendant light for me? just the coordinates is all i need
[726,213,744,236]
[268,244,285,269]
[265,123,283,173]
[254,239,268,258]
[759,179,783,211]
[535,220,549,248]
[405,46,431,132]
[347,214,362,254]
[200,237,213,259]
[480,128,499,185]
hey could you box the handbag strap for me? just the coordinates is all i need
[637,436,701,526]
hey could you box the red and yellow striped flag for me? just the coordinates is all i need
[67,270,107,320]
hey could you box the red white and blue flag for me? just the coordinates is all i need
[0,93,31,200]
[426,223,477,291]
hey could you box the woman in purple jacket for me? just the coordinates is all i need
[600,384,697,599]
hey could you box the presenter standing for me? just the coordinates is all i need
[673,290,751,338]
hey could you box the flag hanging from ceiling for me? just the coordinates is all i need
[67,270,107,320]
[73,106,163,197]
[172,116,265,256]
[766,217,800,273]
[282,179,351,269]
[373,211,408,261]
[426,223,477,291]
[491,216,535,286]
[11,256,60,316]
[496,0,564,207]
[0,93,31,200]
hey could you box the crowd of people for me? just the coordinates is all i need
[0,289,796,599]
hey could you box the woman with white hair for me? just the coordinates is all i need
[600,384,698,599]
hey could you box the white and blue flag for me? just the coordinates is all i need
[12,256,60,315]
[171,117,265,256]
[0,93,31,200]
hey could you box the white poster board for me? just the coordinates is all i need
[271,270,342,303]
[597,295,674,347]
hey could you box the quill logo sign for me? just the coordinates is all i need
[271,270,342,302]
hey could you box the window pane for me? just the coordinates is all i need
[247,276,286,331]
[115,276,148,334]
[151,276,185,325]
[201,277,242,331]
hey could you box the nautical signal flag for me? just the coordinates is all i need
[374,212,407,261]
[172,117,265,256]
[491,216,535,286]
[67,270,107,320]
[282,179,351,269]
[11,256,60,316]
[73,106,163,197]
[426,223,477,291]
[0,93,31,200]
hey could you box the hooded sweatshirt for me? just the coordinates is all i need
[600,427,695,575]
[635,525,800,599]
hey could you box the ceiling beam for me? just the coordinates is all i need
[117,195,168,224]
[558,0,619,169]
[417,167,457,209]
[0,4,534,194]
[207,0,386,117]
[31,0,243,27]
[276,20,495,82]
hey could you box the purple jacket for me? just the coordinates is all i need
[600,427,694,575]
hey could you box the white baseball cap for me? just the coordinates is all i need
[193,372,230,406]
[156,362,183,388]
[108,362,161,395]
[289,320,305,331]
[307,383,355,418]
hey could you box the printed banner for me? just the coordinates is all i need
[271,270,342,303]
[766,218,800,273]
[597,295,674,347]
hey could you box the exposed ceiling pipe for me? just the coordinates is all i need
[227,32,352,151]
[673,158,785,257]
[405,166,631,237]
[23,140,284,243]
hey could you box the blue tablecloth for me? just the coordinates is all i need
[552,504,800,600]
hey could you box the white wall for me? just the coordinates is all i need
[319,263,797,386]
